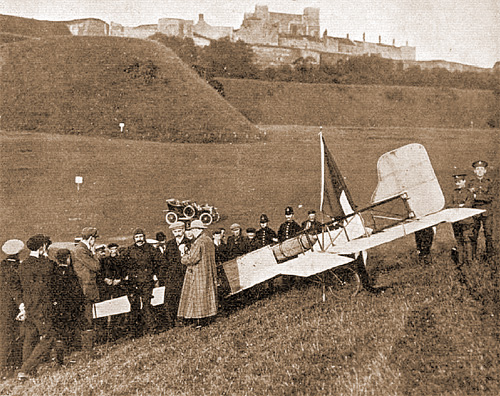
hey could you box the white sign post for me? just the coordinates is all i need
[119,122,125,133]
[75,176,83,192]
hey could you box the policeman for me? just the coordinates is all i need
[449,170,474,265]
[278,206,302,242]
[467,160,495,259]
[255,214,278,248]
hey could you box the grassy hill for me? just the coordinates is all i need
[0,36,261,142]
[218,78,497,129]
[0,14,71,37]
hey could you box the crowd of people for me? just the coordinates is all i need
[0,207,326,381]
[0,159,495,382]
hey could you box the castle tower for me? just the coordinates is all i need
[303,7,320,38]
[255,5,269,20]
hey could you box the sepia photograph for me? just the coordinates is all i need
[0,0,499,394]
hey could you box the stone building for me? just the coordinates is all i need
[235,5,320,45]
[65,18,109,36]
[109,22,157,39]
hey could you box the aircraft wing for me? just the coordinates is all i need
[278,251,354,277]
[221,245,356,295]
[327,207,484,255]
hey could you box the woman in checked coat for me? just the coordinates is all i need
[178,220,218,325]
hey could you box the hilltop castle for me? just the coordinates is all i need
[63,5,488,72]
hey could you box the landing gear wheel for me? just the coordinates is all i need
[183,205,196,219]
[200,212,213,226]
[166,212,178,224]
[212,212,220,222]
[321,267,361,300]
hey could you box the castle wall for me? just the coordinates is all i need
[250,45,321,68]
[109,22,157,39]
[66,19,109,36]
[158,18,193,38]
[235,22,279,45]
[64,5,486,73]
[194,15,233,41]
[403,60,488,72]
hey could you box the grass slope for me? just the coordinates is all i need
[0,245,498,395]
[0,36,261,142]
[218,78,497,129]
[0,14,71,37]
[0,127,498,394]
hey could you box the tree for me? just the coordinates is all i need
[199,38,257,79]
[149,33,199,67]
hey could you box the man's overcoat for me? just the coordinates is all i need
[178,231,218,319]
[73,242,101,302]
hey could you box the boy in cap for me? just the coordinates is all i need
[178,220,218,328]
[255,214,278,248]
[1,239,24,378]
[17,234,56,380]
[278,206,302,242]
[467,160,495,259]
[449,169,475,265]
[72,227,100,357]
[246,228,259,252]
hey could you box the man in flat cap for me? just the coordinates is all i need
[72,227,100,357]
[301,210,322,234]
[178,220,218,328]
[17,235,56,380]
[449,169,475,266]
[123,228,163,336]
[278,206,302,242]
[160,222,190,329]
[255,214,278,248]
[1,239,24,378]
[226,223,250,260]
[467,160,495,259]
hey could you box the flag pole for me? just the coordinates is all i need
[319,126,325,213]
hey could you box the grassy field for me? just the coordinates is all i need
[0,126,498,394]
[0,36,260,142]
[218,78,498,129]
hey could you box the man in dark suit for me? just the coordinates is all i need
[72,226,101,357]
[162,222,190,328]
[124,228,163,336]
[17,234,56,381]
[1,239,24,378]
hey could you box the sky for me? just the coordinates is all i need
[1,0,499,68]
